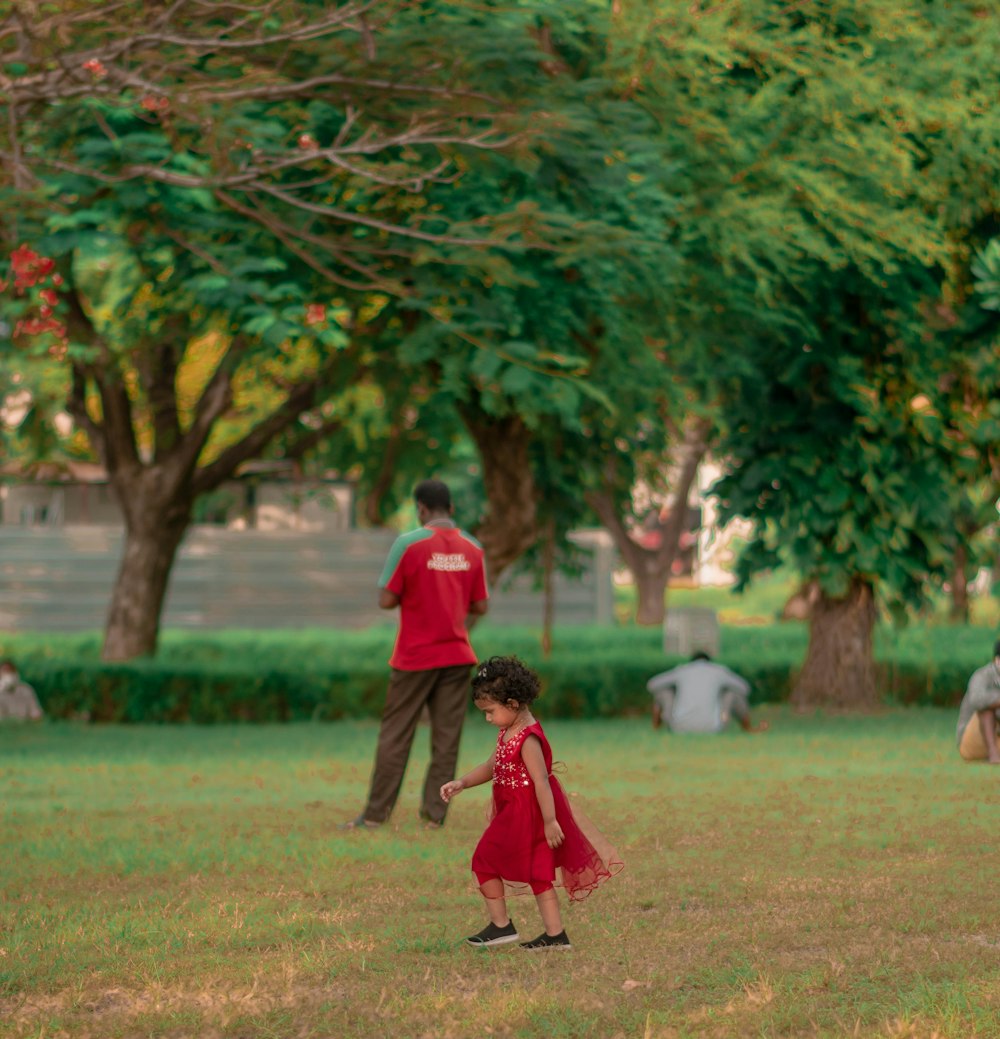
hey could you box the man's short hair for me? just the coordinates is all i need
[994,638,1000,660]
[414,479,451,512]
[691,651,711,662]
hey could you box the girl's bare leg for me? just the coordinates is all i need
[480,878,511,926]
[535,887,563,936]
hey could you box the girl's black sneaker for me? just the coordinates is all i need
[466,920,520,947]
[520,930,572,950]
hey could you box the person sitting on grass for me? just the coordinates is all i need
[0,659,44,722]
[956,639,1000,763]
[440,656,621,951]
[646,651,768,734]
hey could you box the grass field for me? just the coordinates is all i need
[2,709,999,1039]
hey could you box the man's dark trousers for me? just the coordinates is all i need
[362,664,472,825]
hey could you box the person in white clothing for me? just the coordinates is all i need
[647,652,767,733]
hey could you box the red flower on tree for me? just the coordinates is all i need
[10,245,56,290]
[82,58,108,79]
[304,303,326,326]
[140,95,171,114]
[4,246,69,356]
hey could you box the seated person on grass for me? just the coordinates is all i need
[0,659,44,722]
[647,652,768,734]
[956,639,1000,763]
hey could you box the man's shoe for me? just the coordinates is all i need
[419,810,444,830]
[466,920,519,947]
[520,930,572,951]
[338,815,381,831]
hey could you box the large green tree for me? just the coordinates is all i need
[628,0,1000,706]
[0,0,551,659]
[387,10,684,585]
[287,3,687,591]
[940,238,1000,619]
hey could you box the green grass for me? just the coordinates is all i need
[2,711,999,1038]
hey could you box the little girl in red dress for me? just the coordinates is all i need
[440,655,621,950]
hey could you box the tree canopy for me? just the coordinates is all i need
[2,0,998,692]
[0,0,578,657]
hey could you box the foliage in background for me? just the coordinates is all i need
[313,4,688,586]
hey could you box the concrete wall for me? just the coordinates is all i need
[0,526,614,632]
[0,480,354,531]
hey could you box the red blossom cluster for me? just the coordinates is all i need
[5,245,58,290]
[140,95,171,114]
[304,303,326,326]
[2,246,69,359]
[82,58,108,79]
[297,134,319,151]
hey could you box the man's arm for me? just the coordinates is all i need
[647,668,679,695]
[719,670,766,733]
[719,668,751,697]
[467,598,488,617]
[24,685,43,722]
[377,531,418,610]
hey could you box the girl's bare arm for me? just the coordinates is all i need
[440,753,496,802]
[522,736,564,848]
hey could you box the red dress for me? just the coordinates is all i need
[470,721,621,900]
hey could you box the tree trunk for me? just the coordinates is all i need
[791,577,879,710]
[587,491,672,627]
[362,421,404,527]
[460,409,538,582]
[634,565,669,626]
[781,580,821,621]
[587,414,712,626]
[102,495,193,661]
[64,276,364,663]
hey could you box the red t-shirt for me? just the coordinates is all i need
[379,523,488,671]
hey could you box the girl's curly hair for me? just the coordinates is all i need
[471,655,540,707]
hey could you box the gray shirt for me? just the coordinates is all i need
[0,672,43,721]
[955,661,1000,746]
[647,659,750,733]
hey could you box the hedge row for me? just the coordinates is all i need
[13,640,983,723]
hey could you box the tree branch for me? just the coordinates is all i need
[164,335,251,483]
[201,71,500,106]
[281,415,346,461]
[250,182,498,246]
[191,350,365,495]
[131,2,382,51]
[362,420,405,526]
[67,363,105,465]
[586,486,646,575]
[215,188,403,293]
[652,414,714,569]
[61,286,140,475]
[138,335,183,463]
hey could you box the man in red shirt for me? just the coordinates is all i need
[342,479,488,830]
